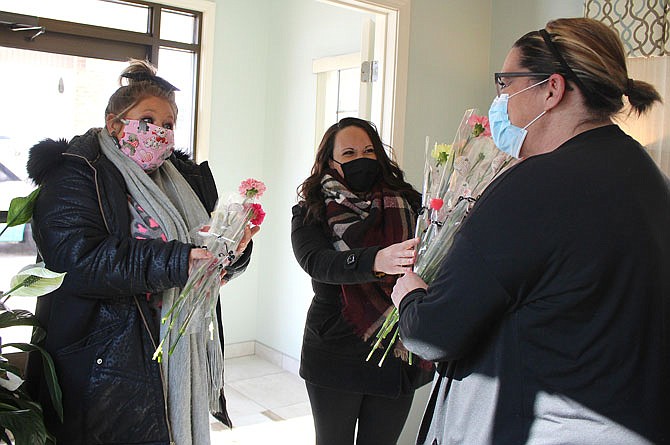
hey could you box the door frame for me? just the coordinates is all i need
[317,0,411,166]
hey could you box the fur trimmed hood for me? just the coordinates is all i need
[27,128,101,186]
[26,138,71,186]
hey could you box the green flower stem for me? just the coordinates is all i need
[377,326,400,367]
[167,268,221,357]
[153,255,228,362]
[367,308,399,364]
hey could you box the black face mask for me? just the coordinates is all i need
[333,157,381,193]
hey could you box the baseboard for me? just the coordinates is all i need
[224,341,300,376]
[224,341,255,359]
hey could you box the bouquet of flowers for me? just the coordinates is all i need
[367,109,516,366]
[152,178,266,362]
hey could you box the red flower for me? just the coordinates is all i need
[430,198,444,211]
[249,203,266,226]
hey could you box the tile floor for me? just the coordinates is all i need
[210,354,315,444]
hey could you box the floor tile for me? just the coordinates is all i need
[213,354,314,443]
[211,414,315,444]
[228,371,309,410]
[271,401,313,420]
[223,385,266,417]
[224,355,283,382]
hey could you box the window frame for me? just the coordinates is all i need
[0,0,210,158]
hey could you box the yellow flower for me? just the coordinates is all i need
[431,143,452,167]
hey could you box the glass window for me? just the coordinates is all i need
[0,47,125,179]
[2,0,149,33]
[158,47,197,152]
[1,1,201,155]
[336,67,360,122]
[160,9,198,44]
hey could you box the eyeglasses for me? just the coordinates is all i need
[494,72,552,96]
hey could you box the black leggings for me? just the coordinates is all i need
[305,381,414,445]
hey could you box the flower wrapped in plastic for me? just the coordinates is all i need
[368,109,516,366]
[153,178,266,362]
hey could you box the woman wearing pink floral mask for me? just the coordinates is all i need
[25,59,258,445]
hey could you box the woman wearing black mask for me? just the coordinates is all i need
[292,117,433,445]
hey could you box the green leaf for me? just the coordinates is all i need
[2,343,62,423]
[5,264,66,298]
[0,187,40,238]
[0,405,49,445]
[0,310,41,331]
[6,188,40,228]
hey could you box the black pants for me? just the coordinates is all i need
[305,381,414,445]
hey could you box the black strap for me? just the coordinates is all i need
[539,29,587,93]
[121,72,180,92]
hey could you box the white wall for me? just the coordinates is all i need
[401,0,494,187]
[209,0,372,358]
[255,0,373,359]
[489,0,585,78]
[208,0,272,344]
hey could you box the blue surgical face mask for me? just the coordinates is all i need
[488,78,549,158]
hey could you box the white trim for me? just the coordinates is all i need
[315,0,410,166]
[312,52,360,73]
[313,52,360,148]
[154,0,216,163]
[359,18,375,120]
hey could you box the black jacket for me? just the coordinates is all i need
[25,129,249,444]
[399,126,670,444]
[291,203,432,397]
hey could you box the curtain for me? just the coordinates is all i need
[615,56,669,176]
[586,1,670,176]
[585,0,668,57]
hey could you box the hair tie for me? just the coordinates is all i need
[625,78,634,96]
[121,71,180,92]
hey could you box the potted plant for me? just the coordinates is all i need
[0,189,64,444]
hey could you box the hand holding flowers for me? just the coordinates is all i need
[368,109,516,366]
[152,178,266,362]
[373,238,420,276]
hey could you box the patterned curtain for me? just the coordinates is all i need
[585,0,669,57]
[586,1,670,176]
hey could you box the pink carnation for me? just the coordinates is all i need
[467,114,491,137]
[239,178,267,198]
[249,203,266,226]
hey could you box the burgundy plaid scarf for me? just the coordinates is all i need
[322,172,416,361]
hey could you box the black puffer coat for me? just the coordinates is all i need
[25,129,249,445]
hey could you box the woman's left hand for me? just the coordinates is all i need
[235,224,261,255]
[391,270,427,308]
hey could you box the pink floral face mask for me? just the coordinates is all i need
[116,119,175,172]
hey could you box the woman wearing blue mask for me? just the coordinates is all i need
[391,17,669,445]
[292,117,434,445]
[25,59,258,445]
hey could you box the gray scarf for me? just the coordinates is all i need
[98,129,224,445]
